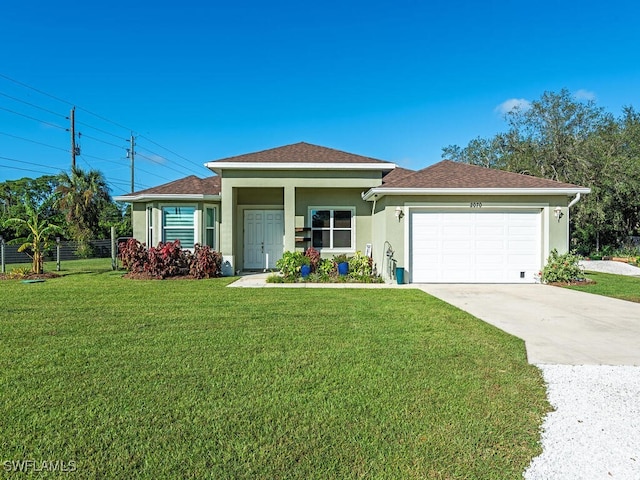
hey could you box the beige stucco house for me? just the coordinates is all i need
[115,142,590,283]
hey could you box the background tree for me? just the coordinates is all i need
[443,90,640,254]
[0,175,62,241]
[3,194,62,274]
[57,166,111,257]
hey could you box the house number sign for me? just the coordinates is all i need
[470,202,483,208]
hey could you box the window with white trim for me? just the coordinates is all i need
[204,206,216,248]
[162,206,195,248]
[310,208,354,250]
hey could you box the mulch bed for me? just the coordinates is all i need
[548,278,596,287]
[122,271,200,280]
[0,272,60,281]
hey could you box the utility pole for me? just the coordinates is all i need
[70,106,76,169]
[128,134,135,193]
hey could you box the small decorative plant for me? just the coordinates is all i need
[304,247,321,272]
[348,251,373,277]
[332,253,349,265]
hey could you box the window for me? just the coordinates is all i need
[310,208,354,250]
[146,205,153,246]
[162,206,195,248]
[204,207,216,248]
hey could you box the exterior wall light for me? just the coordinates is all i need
[554,206,564,222]
[395,206,404,221]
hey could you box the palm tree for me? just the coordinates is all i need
[57,166,111,257]
[4,195,62,274]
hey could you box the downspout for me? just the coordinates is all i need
[363,190,379,275]
[568,192,581,209]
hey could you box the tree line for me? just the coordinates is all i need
[442,89,640,254]
[1,167,131,272]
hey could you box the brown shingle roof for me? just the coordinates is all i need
[382,166,415,185]
[125,175,221,196]
[381,160,586,189]
[209,142,393,165]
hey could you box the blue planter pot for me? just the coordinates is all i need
[301,264,311,278]
[337,262,349,276]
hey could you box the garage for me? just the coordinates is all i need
[410,210,542,283]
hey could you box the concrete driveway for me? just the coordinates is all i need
[418,284,640,366]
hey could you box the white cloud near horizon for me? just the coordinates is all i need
[574,89,597,101]
[495,98,532,115]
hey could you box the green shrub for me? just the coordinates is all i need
[348,251,373,276]
[541,249,584,284]
[276,251,307,280]
[318,258,335,276]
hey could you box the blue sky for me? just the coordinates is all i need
[1,0,639,196]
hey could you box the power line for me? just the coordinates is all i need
[0,105,67,130]
[0,91,68,119]
[76,120,128,141]
[134,151,198,177]
[133,166,175,183]
[78,132,127,150]
[137,134,207,171]
[0,164,53,175]
[0,156,63,173]
[0,73,73,107]
[0,131,69,152]
[1,73,208,185]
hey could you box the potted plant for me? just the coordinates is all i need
[333,253,350,276]
[300,255,311,278]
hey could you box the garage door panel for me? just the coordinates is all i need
[475,239,505,250]
[442,226,472,237]
[476,254,504,265]
[411,211,541,283]
[444,240,473,251]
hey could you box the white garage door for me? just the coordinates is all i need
[410,211,541,283]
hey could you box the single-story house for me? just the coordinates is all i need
[115,142,590,283]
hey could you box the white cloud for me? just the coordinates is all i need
[574,89,597,101]
[495,98,531,115]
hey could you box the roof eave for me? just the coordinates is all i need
[205,162,396,174]
[362,187,591,201]
[114,194,221,203]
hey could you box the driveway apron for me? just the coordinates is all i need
[417,284,640,366]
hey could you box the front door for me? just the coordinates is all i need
[243,210,284,270]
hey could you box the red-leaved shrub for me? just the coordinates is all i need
[118,238,148,273]
[304,246,321,272]
[189,244,223,278]
[119,238,222,279]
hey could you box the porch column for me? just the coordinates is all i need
[220,182,236,270]
[284,185,296,251]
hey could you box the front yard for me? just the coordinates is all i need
[0,259,549,479]
[568,271,640,303]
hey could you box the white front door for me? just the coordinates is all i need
[243,210,284,270]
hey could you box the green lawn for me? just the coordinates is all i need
[568,270,640,303]
[1,259,549,479]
